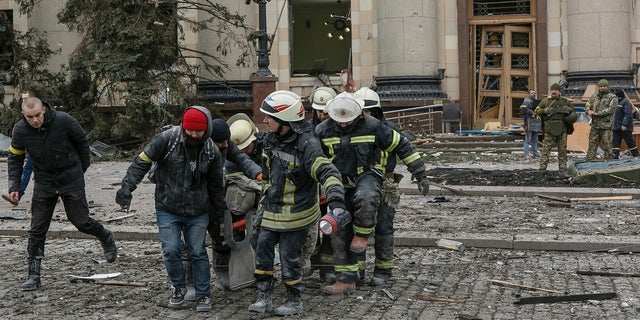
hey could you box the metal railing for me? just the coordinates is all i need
[383,104,443,136]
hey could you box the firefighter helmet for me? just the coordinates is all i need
[311,87,337,111]
[325,92,364,123]
[260,90,305,122]
[227,113,258,150]
[354,87,381,109]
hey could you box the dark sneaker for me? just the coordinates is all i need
[100,230,117,263]
[168,287,187,309]
[195,296,212,312]
[2,194,18,206]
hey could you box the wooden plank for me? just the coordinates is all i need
[489,279,564,294]
[514,292,617,305]
[577,270,640,277]
[430,182,472,196]
[569,195,633,202]
[620,208,639,215]
[535,193,570,202]
[99,280,147,287]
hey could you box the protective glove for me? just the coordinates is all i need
[115,187,132,209]
[327,199,346,211]
[414,172,430,196]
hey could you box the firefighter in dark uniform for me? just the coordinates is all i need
[248,90,346,316]
[315,92,430,294]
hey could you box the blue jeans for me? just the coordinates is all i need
[20,155,33,199]
[156,211,210,297]
[523,131,539,158]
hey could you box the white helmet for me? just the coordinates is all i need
[260,90,305,122]
[310,87,337,111]
[227,113,258,149]
[354,87,381,109]
[325,92,364,123]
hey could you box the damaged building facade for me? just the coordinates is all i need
[1,0,640,131]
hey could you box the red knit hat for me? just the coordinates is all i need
[182,108,208,130]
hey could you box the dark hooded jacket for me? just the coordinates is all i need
[8,102,90,193]
[119,106,226,218]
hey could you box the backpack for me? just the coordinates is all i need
[148,126,181,183]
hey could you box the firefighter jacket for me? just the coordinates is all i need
[119,106,226,220]
[315,116,426,181]
[8,102,90,193]
[586,91,617,129]
[259,122,344,232]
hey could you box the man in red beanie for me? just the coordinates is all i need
[116,106,225,313]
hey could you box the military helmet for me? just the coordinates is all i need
[325,92,364,123]
[310,87,337,111]
[354,87,381,109]
[227,113,258,150]
[260,90,305,122]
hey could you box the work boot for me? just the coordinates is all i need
[369,270,392,286]
[319,269,336,284]
[350,236,368,253]
[100,230,117,263]
[322,280,356,295]
[20,258,42,291]
[356,269,365,287]
[273,290,303,316]
[248,280,274,313]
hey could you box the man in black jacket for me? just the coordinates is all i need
[116,106,226,312]
[7,97,117,292]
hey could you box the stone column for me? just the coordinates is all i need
[377,0,438,76]
[567,0,630,72]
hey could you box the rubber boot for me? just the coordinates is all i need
[273,289,303,316]
[100,230,117,263]
[248,280,274,313]
[369,269,392,286]
[20,257,42,291]
[322,280,356,295]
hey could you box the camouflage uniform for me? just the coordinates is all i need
[535,95,576,170]
[585,89,617,160]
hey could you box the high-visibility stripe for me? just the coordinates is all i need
[335,264,359,273]
[9,146,25,156]
[261,204,320,230]
[139,152,152,163]
[401,152,421,165]
[357,259,366,271]
[284,278,302,286]
[384,130,401,152]
[374,259,394,270]
[254,269,274,275]
[353,224,374,235]
[351,135,375,143]
[310,157,333,181]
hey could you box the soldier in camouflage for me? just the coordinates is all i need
[585,79,617,160]
[535,83,576,171]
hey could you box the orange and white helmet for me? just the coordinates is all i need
[310,87,337,111]
[260,90,305,122]
[227,113,258,149]
[325,92,364,123]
